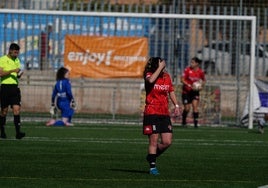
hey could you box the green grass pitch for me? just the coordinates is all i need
[0,122,268,188]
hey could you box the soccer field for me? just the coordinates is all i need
[0,123,267,188]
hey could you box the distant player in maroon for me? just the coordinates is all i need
[143,57,181,175]
[181,57,205,128]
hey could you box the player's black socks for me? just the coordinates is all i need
[0,116,6,133]
[156,147,166,157]
[193,112,199,127]
[182,110,188,125]
[14,115,21,134]
[14,115,25,139]
[146,154,157,168]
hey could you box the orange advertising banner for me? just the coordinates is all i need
[64,35,148,78]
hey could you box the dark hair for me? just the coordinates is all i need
[9,43,20,51]
[192,57,202,64]
[56,67,69,81]
[46,25,53,32]
[143,57,162,78]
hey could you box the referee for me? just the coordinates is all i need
[0,43,25,139]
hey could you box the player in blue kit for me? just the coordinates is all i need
[46,67,76,126]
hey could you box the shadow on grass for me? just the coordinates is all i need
[109,168,148,174]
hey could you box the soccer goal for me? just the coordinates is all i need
[0,9,257,128]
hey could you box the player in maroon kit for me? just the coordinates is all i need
[143,57,181,175]
[181,57,206,128]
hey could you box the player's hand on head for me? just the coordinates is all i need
[158,58,166,70]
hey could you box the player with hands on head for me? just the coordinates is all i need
[143,57,181,175]
[181,57,206,128]
[46,67,76,127]
[0,43,25,139]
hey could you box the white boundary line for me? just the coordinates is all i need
[2,136,266,147]
[0,176,254,184]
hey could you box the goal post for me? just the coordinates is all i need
[0,9,257,128]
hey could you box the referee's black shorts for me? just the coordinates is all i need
[0,84,21,108]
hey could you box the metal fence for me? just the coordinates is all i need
[1,0,268,126]
[2,1,268,77]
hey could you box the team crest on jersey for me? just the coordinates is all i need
[143,125,153,135]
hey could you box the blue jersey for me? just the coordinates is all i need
[52,78,74,104]
[51,78,74,118]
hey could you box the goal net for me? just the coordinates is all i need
[0,9,257,128]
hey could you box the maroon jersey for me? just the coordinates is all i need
[144,72,174,115]
[182,66,205,94]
